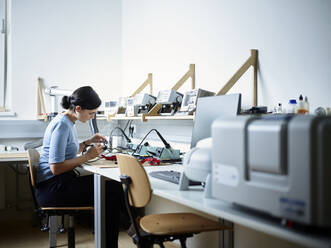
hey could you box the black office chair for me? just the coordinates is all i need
[27,148,93,248]
[117,153,231,248]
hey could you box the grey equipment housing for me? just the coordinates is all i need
[156,89,183,116]
[212,114,331,227]
[176,88,215,115]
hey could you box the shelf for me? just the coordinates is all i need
[107,115,142,121]
[145,115,194,120]
[107,114,194,122]
[96,116,107,120]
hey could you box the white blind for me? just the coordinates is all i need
[0,0,6,109]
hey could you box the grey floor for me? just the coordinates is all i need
[0,209,177,248]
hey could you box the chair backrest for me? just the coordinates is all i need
[116,154,152,208]
[27,148,40,187]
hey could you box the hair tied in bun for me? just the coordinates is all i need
[61,95,71,109]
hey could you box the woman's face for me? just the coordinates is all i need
[75,106,98,123]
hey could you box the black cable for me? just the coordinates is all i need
[109,127,132,143]
[128,120,134,138]
[131,129,171,156]
[123,120,132,132]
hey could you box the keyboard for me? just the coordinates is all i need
[149,170,201,185]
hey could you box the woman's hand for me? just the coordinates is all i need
[88,133,107,144]
[85,144,104,160]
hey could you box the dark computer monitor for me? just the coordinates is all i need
[190,94,241,148]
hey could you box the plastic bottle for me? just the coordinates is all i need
[277,103,283,113]
[287,99,297,113]
[304,96,310,113]
[297,94,308,114]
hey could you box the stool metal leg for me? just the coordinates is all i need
[68,215,75,248]
[49,215,57,248]
[94,174,107,248]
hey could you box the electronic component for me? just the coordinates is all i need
[130,143,181,160]
[126,93,156,116]
[176,88,215,115]
[135,93,157,115]
[126,97,137,117]
[104,100,118,116]
[116,97,127,115]
[212,115,331,227]
[156,90,183,115]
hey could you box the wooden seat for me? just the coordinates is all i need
[27,149,93,248]
[117,153,231,248]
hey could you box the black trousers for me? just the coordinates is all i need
[35,171,127,248]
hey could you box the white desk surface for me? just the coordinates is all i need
[82,164,331,248]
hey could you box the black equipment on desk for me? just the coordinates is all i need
[149,170,201,186]
[89,114,99,134]
[156,89,183,116]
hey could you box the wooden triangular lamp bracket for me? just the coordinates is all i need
[217,49,258,107]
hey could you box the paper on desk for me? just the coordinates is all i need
[85,158,118,168]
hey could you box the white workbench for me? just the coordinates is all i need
[82,164,331,248]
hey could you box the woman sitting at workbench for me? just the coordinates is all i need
[35,86,128,248]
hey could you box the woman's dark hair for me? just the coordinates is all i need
[61,86,101,110]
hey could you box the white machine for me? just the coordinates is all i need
[126,93,156,116]
[44,86,72,116]
[179,138,212,195]
[156,89,183,115]
[104,100,118,116]
[212,114,331,227]
[136,93,156,115]
[126,97,137,117]
[116,97,127,116]
[176,89,215,115]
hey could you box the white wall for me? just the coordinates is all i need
[7,0,122,120]
[122,0,331,111]
[122,1,331,247]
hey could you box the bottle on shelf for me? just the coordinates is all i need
[275,103,283,113]
[287,99,297,113]
[297,94,308,114]
[304,96,310,113]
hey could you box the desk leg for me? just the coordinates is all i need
[94,174,106,248]
[219,218,234,248]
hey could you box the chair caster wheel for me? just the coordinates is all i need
[58,225,66,233]
[41,224,49,232]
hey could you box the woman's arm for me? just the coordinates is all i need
[78,140,91,154]
[50,144,104,175]
[78,133,107,154]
